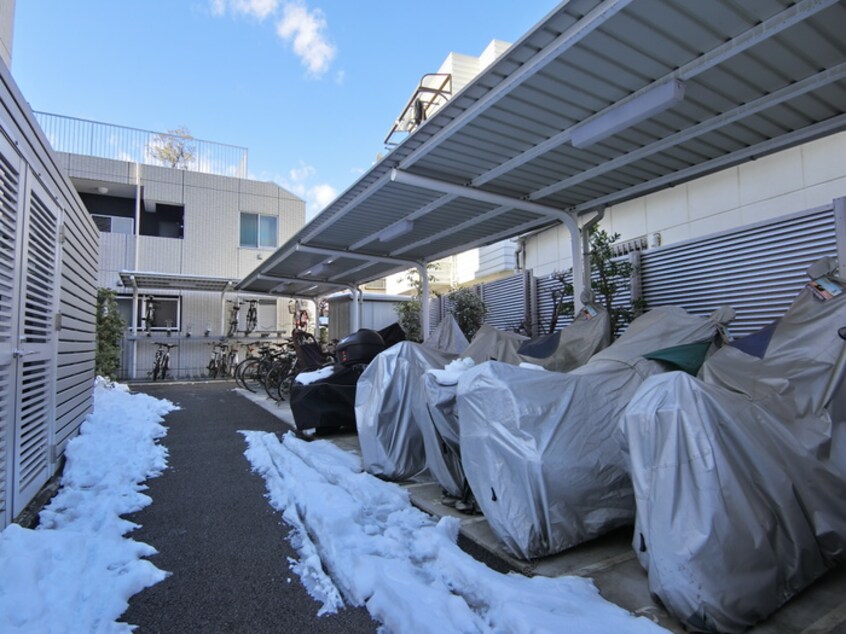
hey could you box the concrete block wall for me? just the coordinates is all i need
[524,131,846,277]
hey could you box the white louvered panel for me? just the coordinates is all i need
[23,192,58,344]
[17,360,49,493]
[0,134,20,528]
[12,175,60,517]
[478,272,529,332]
[640,206,837,337]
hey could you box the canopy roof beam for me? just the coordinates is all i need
[294,243,423,268]
[349,193,458,251]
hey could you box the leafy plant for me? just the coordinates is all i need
[448,287,487,340]
[393,265,438,343]
[150,125,196,169]
[549,227,646,338]
[95,288,125,379]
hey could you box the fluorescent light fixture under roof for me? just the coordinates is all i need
[309,263,327,276]
[378,219,414,242]
[570,80,686,149]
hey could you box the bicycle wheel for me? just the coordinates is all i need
[240,358,263,393]
[152,352,162,380]
[208,358,218,379]
[264,358,294,401]
[160,355,169,381]
[233,358,252,389]
[276,367,297,402]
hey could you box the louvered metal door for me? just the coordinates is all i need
[12,173,60,518]
[640,205,837,337]
[0,132,22,527]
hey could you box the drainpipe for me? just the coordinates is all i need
[221,282,233,336]
[581,208,605,301]
[417,262,430,341]
[134,162,142,271]
[129,275,139,380]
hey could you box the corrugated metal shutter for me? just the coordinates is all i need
[640,205,837,337]
[479,272,529,331]
[535,271,574,334]
[0,134,21,528]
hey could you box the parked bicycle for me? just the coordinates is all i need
[207,342,229,379]
[151,343,177,381]
[226,299,241,338]
[244,300,258,336]
[207,341,242,379]
[143,297,158,336]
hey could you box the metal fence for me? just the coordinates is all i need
[429,200,842,341]
[34,112,249,178]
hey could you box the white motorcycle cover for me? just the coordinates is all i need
[618,274,846,632]
[457,305,735,560]
[417,304,612,497]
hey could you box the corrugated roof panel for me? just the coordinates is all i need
[239,0,846,297]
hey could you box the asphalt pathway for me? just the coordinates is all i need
[122,381,377,633]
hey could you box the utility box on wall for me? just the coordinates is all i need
[327,293,410,341]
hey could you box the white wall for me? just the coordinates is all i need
[524,131,846,277]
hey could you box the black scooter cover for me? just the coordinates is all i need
[290,365,364,431]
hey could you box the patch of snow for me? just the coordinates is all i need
[426,357,475,386]
[242,431,667,633]
[0,378,178,633]
[295,365,336,385]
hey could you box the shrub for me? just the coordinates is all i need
[449,287,487,340]
[95,288,125,379]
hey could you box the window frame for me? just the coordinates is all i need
[240,212,278,249]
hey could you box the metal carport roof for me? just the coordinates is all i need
[119,271,239,293]
[239,0,846,313]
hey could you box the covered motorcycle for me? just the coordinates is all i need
[617,260,846,633]
[417,302,612,498]
[355,316,468,480]
[457,305,735,560]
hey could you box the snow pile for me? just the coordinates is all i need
[243,431,666,633]
[295,365,336,385]
[425,356,475,386]
[0,378,178,633]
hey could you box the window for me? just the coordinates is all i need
[91,214,134,234]
[240,212,277,248]
[138,296,181,332]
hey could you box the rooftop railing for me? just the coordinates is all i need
[34,111,249,179]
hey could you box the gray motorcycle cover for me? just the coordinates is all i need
[417,304,612,497]
[457,306,734,560]
[423,314,470,356]
[355,342,456,480]
[618,278,846,633]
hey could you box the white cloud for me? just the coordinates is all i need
[211,0,279,20]
[309,183,336,213]
[276,2,336,77]
[289,161,316,182]
[276,163,336,220]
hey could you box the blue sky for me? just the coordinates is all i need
[13,1,556,219]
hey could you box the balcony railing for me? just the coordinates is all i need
[34,112,249,179]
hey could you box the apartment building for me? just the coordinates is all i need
[38,114,307,379]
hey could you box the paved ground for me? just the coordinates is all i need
[122,380,846,634]
[122,381,377,633]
